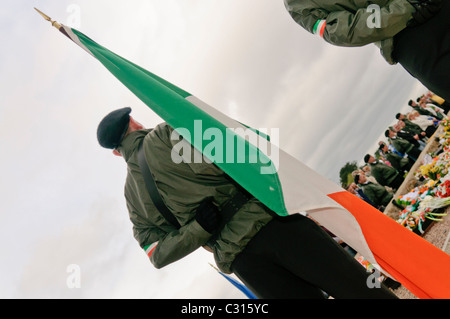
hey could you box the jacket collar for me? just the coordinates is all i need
[117,129,152,162]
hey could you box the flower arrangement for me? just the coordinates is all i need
[438,118,450,151]
[396,180,436,206]
[356,256,375,272]
[419,162,441,180]
[418,196,450,221]
[395,181,449,233]
[441,117,450,131]
[436,179,450,198]
[395,115,450,233]
[417,151,450,180]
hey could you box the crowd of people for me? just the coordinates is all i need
[347,91,450,212]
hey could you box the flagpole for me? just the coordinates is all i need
[34,8,61,29]
[209,264,257,299]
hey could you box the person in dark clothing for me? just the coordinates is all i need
[355,174,393,211]
[284,0,449,100]
[408,100,437,117]
[392,122,424,149]
[396,113,427,137]
[407,111,439,138]
[385,128,422,161]
[379,143,414,173]
[97,107,398,299]
[395,118,428,144]
[364,154,404,191]
[393,1,450,101]
[419,91,450,114]
[347,182,377,208]
[231,214,397,299]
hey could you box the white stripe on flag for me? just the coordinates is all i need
[61,25,95,57]
[186,95,343,212]
[185,95,379,268]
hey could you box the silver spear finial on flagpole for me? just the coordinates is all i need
[34,7,62,29]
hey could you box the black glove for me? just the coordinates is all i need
[195,198,220,234]
[407,0,442,27]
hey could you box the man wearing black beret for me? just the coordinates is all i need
[364,154,404,191]
[97,107,132,149]
[95,107,398,299]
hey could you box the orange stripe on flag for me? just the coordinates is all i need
[328,191,450,299]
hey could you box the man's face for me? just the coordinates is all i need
[129,116,144,130]
[359,174,367,183]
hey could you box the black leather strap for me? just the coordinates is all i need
[138,141,181,229]
[137,140,253,236]
[206,187,252,247]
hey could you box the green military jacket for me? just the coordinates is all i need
[369,160,399,187]
[412,105,435,117]
[402,119,423,134]
[384,150,410,172]
[389,136,414,155]
[359,181,393,207]
[117,123,273,273]
[284,0,415,64]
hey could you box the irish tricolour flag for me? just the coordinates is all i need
[37,9,450,299]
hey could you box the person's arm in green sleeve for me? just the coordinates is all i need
[133,215,213,269]
[286,0,415,46]
[130,195,219,269]
[323,0,415,46]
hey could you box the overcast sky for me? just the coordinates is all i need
[1,0,428,299]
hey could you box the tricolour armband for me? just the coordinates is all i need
[313,19,326,38]
[144,242,158,258]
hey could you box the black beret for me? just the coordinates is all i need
[97,107,132,149]
[364,154,371,163]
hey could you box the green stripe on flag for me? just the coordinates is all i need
[71,28,288,216]
[71,29,191,98]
